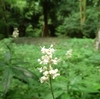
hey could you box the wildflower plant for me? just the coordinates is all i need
[66,49,73,59]
[65,49,73,94]
[12,28,19,38]
[38,45,60,99]
[0,38,37,98]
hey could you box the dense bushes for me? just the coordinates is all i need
[56,7,98,38]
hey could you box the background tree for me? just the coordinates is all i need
[0,0,9,37]
[40,0,60,37]
[0,0,99,38]
[93,0,100,50]
[79,0,86,27]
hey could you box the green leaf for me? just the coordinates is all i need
[52,76,67,90]
[54,90,64,98]
[4,51,11,62]
[70,76,82,85]
[0,61,7,70]
[53,82,67,90]
[12,66,37,83]
[89,53,100,64]
[44,93,52,99]
[79,81,100,93]
[61,93,70,99]
[2,67,13,95]
[44,90,63,99]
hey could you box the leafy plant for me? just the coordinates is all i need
[0,38,38,98]
[0,38,100,99]
[56,7,98,38]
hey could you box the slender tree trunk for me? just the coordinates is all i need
[42,0,49,37]
[19,19,26,37]
[94,5,100,51]
[79,0,82,26]
[0,0,9,37]
[79,0,86,27]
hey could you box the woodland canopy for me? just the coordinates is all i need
[0,0,100,38]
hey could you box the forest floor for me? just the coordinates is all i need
[14,37,67,45]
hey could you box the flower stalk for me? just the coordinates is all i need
[38,45,60,99]
[65,49,73,94]
[49,77,55,99]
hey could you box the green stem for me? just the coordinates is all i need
[67,61,70,94]
[49,77,55,99]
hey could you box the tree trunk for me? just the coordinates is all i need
[19,19,26,37]
[0,0,9,37]
[94,5,100,51]
[79,0,86,27]
[42,0,49,37]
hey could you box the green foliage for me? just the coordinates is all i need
[56,12,81,37]
[82,8,99,37]
[26,24,41,37]
[0,38,100,99]
[0,0,100,38]
[56,7,98,38]
[0,38,38,98]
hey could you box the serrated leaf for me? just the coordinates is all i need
[12,66,37,83]
[2,67,13,95]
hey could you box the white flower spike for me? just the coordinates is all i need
[12,28,19,38]
[38,45,60,83]
[66,49,73,59]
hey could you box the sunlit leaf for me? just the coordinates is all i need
[61,93,70,99]
[54,90,64,98]
[12,66,37,83]
[4,51,11,62]
[53,82,67,90]
[44,90,63,99]
[2,67,13,95]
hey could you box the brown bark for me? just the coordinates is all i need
[42,0,49,37]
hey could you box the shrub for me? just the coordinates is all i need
[56,7,98,38]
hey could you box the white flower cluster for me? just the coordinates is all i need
[66,49,73,59]
[38,45,58,65]
[38,45,60,83]
[12,28,19,38]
